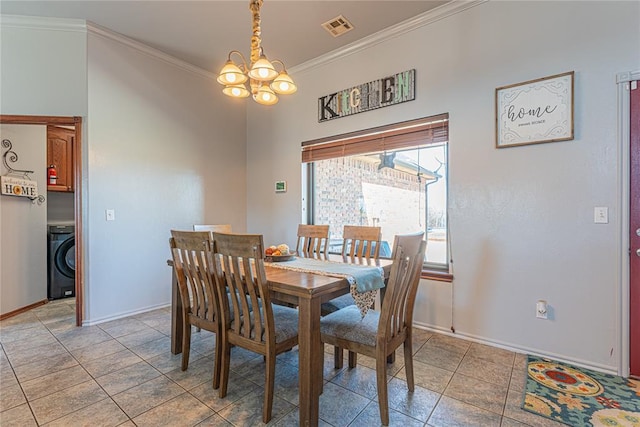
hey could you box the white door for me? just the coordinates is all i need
[0,124,48,315]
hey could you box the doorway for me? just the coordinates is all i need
[0,115,83,326]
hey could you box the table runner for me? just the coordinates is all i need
[266,257,384,317]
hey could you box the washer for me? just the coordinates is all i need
[48,224,75,300]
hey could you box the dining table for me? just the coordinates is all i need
[168,253,393,427]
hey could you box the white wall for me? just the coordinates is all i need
[85,30,247,323]
[0,16,87,116]
[47,192,74,224]
[0,125,48,314]
[246,1,640,371]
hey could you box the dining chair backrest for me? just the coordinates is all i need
[170,230,223,382]
[342,225,382,259]
[390,232,425,259]
[211,232,277,345]
[211,232,298,423]
[170,230,220,330]
[193,224,232,233]
[379,239,427,343]
[295,224,329,257]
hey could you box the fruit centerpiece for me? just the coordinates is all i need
[265,244,295,261]
[265,244,291,256]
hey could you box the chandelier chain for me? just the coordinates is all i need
[249,0,262,65]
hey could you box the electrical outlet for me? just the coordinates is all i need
[536,300,548,319]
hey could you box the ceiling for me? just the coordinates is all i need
[1,1,448,72]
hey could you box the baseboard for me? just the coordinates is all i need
[82,302,170,326]
[0,299,48,320]
[412,321,618,375]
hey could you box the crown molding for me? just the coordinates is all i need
[86,22,217,80]
[290,0,488,74]
[2,1,488,80]
[0,14,216,81]
[0,14,86,32]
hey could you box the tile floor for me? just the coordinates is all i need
[0,298,565,427]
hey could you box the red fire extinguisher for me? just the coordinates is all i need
[48,165,58,185]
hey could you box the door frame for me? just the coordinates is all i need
[618,70,640,377]
[0,115,83,326]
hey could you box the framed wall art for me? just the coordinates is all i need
[495,71,574,148]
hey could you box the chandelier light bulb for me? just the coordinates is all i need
[271,71,297,95]
[248,56,278,81]
[217,60,248,86]
[222,84,250,98]
[254,83,278,105]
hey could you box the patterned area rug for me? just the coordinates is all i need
[522,356,640,426]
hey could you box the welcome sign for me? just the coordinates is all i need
[1,175,38,199]
[318,69,416,122]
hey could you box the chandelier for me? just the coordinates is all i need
[216,0,297,106]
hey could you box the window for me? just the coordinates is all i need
[302,114,449,272]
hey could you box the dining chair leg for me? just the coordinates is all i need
[334,346,343,369]
[181,319,191,371]
[376,351,390,426]
[348,350,357,368]
[263,352,276,423]
[403,337,415,391]
[212,330,221,389]
[218,339,231,398]
[320,349,325,395]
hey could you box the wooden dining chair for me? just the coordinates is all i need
[326,231,425,368]
[320,225,381,366]
[320,239,427,426]
[342,225,382,259]
[193,224,232,233]
[295,224,329,257]
[211,232,299,423]
[169,230,222,389]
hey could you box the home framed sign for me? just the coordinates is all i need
[495,71,574,148]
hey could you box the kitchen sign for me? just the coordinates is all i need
[495,71,574,148]
[1,175,39,199]
[318,69,415,122]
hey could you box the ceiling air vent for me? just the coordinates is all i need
[322,15,354,38]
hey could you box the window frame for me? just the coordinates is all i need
[302,114,452,281]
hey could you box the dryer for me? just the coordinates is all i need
[48,224,75,299]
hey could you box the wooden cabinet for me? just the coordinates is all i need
[47,126,74,192]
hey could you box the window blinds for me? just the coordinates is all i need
[301,113,448,163]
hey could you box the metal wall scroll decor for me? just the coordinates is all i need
[1,139,45,204]
[318,69,416,123]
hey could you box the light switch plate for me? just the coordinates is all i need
[106,209,115,221]
[594,207,608,224]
